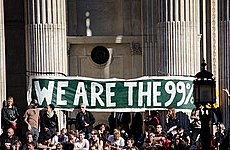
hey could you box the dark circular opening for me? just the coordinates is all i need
[91,46,110,64]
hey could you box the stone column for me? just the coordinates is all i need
[210,0,219,105]
[219,1,230,128]
[0,0,6,133]
[25,0,68,76]
[25,0,68,131]
[142,0,200,76]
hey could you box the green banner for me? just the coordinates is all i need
[28,76,195,111]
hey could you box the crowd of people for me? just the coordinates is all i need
[0,96,230,150]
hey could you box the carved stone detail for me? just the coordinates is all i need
[131,42,142,55]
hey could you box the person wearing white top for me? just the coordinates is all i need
[108,129,125,148]
[74,131,89,150]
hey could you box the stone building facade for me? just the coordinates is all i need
[0,0,229,129]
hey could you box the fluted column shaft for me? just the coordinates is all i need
[25,0,68,76]
[219,1,230,128]
[25,0,68,131]
[0,0,6,133]
[210,0,219,105]
[143,0,200,76]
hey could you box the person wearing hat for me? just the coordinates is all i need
[23,99,40,146]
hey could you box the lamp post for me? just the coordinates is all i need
[193,59,216,149]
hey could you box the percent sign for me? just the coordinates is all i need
[164,81,194,107]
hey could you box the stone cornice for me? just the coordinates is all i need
[67,36,142,44]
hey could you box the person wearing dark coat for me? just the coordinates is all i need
[131,112,143,145]
[40,104,59,142]
[108,112,117,134]
[75,103,95,139]
[1,96,20,135]
[116,112,131,134]
[0,127,19,150]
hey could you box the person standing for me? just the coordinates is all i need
[116,112,131,134]
[23,99,40,145]
[75,103,95,139]
[1,96,20,134]
[108,112,117,134]
[40,104,59,142]
[190,105,202,147]
[150,110,160,128]
[165,107,178,131]
[130,112,143,145]
[165,107,179,142]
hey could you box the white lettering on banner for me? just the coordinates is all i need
[165,81,176,107]
[73,82,89,106]
[153,82,162,106]
[106,83,116,107]
[56,81,68,105]
[34,81,54,105]
[124,82,137,106]
[184,84,193,104]
[176,81,186,106]
[32,78,194,109]
[138,82,152,106]
[91,82,105,106]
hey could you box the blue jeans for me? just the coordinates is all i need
[27,127,39,145]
